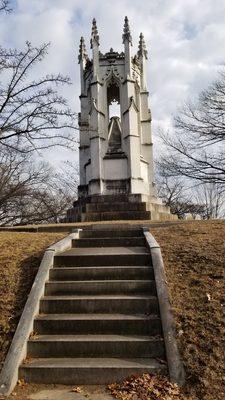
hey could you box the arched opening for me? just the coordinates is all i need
[106,81,122,153]
[109,100,120,119]
[107,82,120,120]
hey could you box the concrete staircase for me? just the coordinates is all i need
[19,228,167,384]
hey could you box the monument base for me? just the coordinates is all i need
[66,194,177,222]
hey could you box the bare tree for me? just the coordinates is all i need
[0,41,78,153]
[159,71,225,186]
[0,147,51,225]
[0,146,77,225]
[0,0,12,12]
[156,164,206,219]
[56,161,79,199]
[14,185,73,225]
[0,4,79,225]
[194,183,225,219]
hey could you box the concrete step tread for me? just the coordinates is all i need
[82,210,150,214]
[42,295,157,300]
[58,247,149,256]
[51,266,152,270]
[75,236,143,240]
[35,313,160,321]
[80,229,143,238]
[47,279,153,284]
[81,211,151,221]
[87,202,145,205]
[73,238,145,244]
[21,357,166,369]
[29,334,163,342]
[72,237,146,247]
[49,266,153,280]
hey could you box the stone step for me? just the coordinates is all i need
[72,237,146,247]
[44,280,156,296]
[34,313,162,335]
[54,247,151,267]
[88,194,143,203]
[79,229,143,238]
[81,211,151,222]
[40,295,159,314]
[49,266,154,281]
[86,202,147,212]
[27,335,165,358]
[19,357,166,384]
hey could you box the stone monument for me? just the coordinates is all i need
[67,17,175,222]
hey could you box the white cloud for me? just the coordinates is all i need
[1,0,225,166]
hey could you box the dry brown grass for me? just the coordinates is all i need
[151,220,225,400]
[0,232,66,363]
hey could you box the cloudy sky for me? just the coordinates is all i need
[1,0,225,165]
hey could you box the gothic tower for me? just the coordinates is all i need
[67,17,175,222]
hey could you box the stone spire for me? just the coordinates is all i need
[138,33,148,59]
[78,36,88,64]
[90,18,99,48]
[78,37,88,94]
[122,16,132,44]
[122,16,132,77]
[90,18,100,80]
[138,33,148,90]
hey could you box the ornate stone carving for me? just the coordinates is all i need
[90,18,99,48]
[138,32,148,59]
[78,37,88,64]
[122,16,132,44]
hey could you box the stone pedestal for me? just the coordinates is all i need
[67,194,177,222]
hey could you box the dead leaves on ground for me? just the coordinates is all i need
[108,373,191,400]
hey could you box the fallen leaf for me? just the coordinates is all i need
[17,378,26,387]
[206,293,211,302]
[71,386,82,393]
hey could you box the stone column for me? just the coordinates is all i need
[78,37,90,195]
[122,17,142,194]
[89,19,104,195]
[138,33,156,197]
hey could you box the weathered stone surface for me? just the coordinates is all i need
[29,389,84,400]
[67,194,177,222]
[29,387,115,400]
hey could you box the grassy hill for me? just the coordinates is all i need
[151,220,225,400]
[0,232,66,364]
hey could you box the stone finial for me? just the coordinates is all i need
[78,36,88,63]
[90,18,100,48]
[138,33,148,59]
[122,16,132,44]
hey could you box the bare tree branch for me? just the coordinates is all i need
[158,71,225,186]
[0,0,12,13]
[0,42,78,153]
[0,146,78,225]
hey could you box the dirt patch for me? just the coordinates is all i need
[151,220,225,400]
[0,382,115,399]
[0,232,66,363]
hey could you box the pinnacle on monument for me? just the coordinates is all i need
[138,32,148,59]
[122,16,132,44]
[90,18,99,48]
[78,36,88,63]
